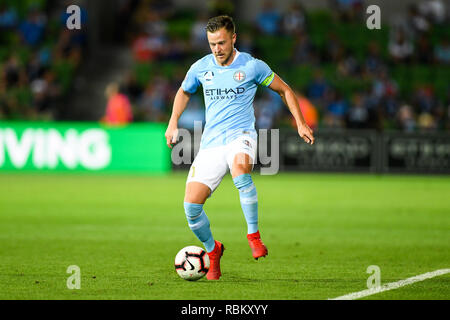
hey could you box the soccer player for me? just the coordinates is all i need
[165,15,314,280]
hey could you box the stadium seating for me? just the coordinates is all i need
[1,0,86,120]
[2,2,449,131]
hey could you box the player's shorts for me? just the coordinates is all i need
[186,134,257,194]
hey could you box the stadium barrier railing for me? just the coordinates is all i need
[173,129,450,174]
[0,122,448,174]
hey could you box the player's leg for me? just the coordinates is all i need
[229,138,268,260]
[183,182,215,252]
[184,148,227,279]
[231,153,259,234]
[183,182,224,280]
[184,181,211,204]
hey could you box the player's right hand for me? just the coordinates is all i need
[165,126,178,149]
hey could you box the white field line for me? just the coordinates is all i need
[329,268,450,300]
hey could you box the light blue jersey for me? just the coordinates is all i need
[181,50,274,149]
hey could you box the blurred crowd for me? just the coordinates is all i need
[1,0,449,133]
[108,0,450,132]
[0,0,87,120]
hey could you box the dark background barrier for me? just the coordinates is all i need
[280,129,379,172]
[382,131,450,173]
[172,129,450,174]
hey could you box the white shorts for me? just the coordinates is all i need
[186,135,257,194]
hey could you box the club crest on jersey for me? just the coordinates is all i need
[233,70,246,82]
[204,71,214,82]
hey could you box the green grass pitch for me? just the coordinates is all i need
[0,172,449,300]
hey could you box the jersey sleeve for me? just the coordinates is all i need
[181,64,201,94]
[254,59,275,87]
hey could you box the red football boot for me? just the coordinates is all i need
[206,240,225,280]
[247,231,268,260]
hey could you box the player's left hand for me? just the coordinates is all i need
[165,125,178,149]
[298,124,315,145]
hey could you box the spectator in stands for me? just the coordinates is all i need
[135,83,157,121]
[236,32,255,56]
[291,31,314,64]
[256,0,281,35]
[407,4,430,35]
[282,2,306,35]
[255,99,277,130]
[3,55,21,88]
[143,11,167,39]
[164,36,188,62]
[415,34,434,64]
[26,51,46,82]
[0,4,18,29]
[307,70,330,107]
[132,31,155,62]
[417,112,437,130]
[346,93,370,129]
[102,82,133,125]
[371,69,399,118]
[30,70,60,120]
[0,1,90,122]
[372,69,398,101]
[413,85,437,114]
[397,103,416,132]
[135,77,169,122]
[55,29,83,67]
[132,11,167,62]
[18,7,47,46]
[324,90,349,128]
[121,1,449,133]
[255,90,283,129]
[388,28,414,63]
[337,50,361,77]
[418,0,446,25]
[324,32,345,63]
[364,42,385,78]
[434,38,450,64]
[190,12,210,53]
[330,0,364,22]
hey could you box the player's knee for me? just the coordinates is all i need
[184,182,210,204]
[233,173,254,191]
[183,202,211,237]
[183,202,204,220]
[233,164,251,177]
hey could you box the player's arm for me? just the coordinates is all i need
[268,74,315,145]
[165,87,191,149]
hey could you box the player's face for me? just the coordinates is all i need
[207,28,236,66]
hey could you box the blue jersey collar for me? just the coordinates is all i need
[213,49,240,67]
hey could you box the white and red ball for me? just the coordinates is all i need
[174,246,210,281]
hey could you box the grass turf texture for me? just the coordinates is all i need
[0,172,449,300]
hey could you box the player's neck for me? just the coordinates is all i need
[217,48,237,67]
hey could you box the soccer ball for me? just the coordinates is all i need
[174,246,210,281]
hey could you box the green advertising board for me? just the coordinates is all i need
[0,122,171,173]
